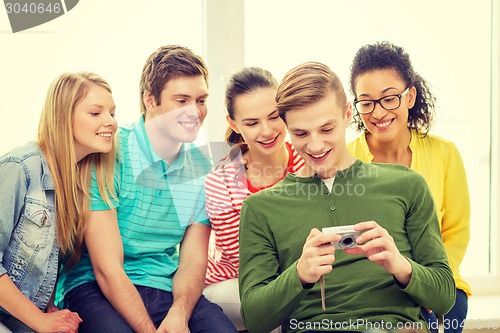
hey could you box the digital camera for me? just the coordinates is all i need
[322,225,360,250]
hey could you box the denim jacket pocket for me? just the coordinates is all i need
[13,199,53,249]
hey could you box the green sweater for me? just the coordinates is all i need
[239,160,455,333]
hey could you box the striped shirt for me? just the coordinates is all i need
[56,116,212,301]
[205,142,304,285]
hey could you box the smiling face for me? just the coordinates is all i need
[227,87,286,157]
[72,83,117,162]
[286,91,352,178]
[144,75,209,145]
[354,69,416,143]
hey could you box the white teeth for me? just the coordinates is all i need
[260,137,276,145]
[311,151,327,158]
[97,133,112,138]
[375,120,392,128]
[180,122,197,128]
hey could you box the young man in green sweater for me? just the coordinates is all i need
[238,62,455,333]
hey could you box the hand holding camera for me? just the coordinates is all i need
[321,225,361,250]
[296,228,340,312]
[296,228,338,285]
[330,221,413,286]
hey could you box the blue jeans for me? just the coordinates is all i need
[422,289,468,333]
[0,313,32,333]
[64,281,238,333]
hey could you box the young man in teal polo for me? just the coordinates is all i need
[57,45,237,333]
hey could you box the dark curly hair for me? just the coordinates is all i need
[349,41,435,135]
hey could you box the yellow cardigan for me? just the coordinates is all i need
[348,130,471,296]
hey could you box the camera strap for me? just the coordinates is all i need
[320,275,326,312]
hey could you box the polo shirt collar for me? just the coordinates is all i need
[134,115,186,173]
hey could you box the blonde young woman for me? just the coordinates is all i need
[203,67,305,330]
[0,72,117,333]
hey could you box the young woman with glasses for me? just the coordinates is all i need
[347,41,470,333]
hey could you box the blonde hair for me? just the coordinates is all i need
[37,72,116,269]
[276,61,347,121]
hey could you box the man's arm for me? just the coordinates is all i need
[85,209,156,333]
[157,222,210,333]
[239,202,338,333]
[345,172,455,315]
[402,172,456,314]
[344,221,414,286]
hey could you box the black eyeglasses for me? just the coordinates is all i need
[353,88,410,115]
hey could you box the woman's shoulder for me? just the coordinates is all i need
[206,155,244,183]
[285,141,296,154]
[346,133,372,161]
[419,131,454,144]
[347,132,366,148]
[413,131,460,156]
[286,141,305,171]
[212,154,242,171]
[0,142,42,165]
[0,142,47,187]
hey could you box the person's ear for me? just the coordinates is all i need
[143,91,156,111]
[344,102,353,127]
[407,86,417,109]
[226,115,240,134]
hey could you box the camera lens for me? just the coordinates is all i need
[340,235,355,247]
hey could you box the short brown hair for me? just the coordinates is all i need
[276,61,347,121]
[139,45,208,114]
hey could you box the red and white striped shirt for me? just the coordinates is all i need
[205,142,305,285]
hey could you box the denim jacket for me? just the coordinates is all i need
[0,142,58,314]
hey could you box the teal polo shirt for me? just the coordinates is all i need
[56,116,212,305]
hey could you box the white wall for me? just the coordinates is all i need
[0,0,204,153]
